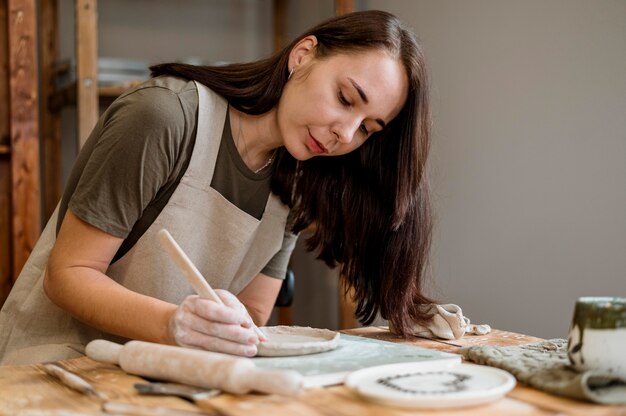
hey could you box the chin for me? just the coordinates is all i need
[284,142,314,161]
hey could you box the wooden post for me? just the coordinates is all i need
[273,0,287,54]
[8,0,40,282]
[334,0,358,329]
[335,0,354,16]
[0,0,12,304]
[75,0,98,150]
[0,157,10,304]
[41,0,61,219]
[0,2,8,151]
[339,286,359,329]
[273,0,294,326]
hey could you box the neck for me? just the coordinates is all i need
[229,107,281,172]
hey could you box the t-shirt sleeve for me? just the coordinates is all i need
[69,86,189,238]
[260,231,298,279]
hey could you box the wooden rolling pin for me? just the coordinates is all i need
[86,339,302,396]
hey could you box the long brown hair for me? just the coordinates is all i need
[151,10,434,335]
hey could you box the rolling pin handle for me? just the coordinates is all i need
[85,339,123,364]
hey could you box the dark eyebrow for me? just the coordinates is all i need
[348,77,387,129]
[349,77,369,104]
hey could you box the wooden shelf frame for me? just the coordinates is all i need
[41,0,61,222]
[6,0,41,296]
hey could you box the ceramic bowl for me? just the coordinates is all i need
[567,297,626,378]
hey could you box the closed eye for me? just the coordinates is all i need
[338,90,350,106]
[339,89,370,136]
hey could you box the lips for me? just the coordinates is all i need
[307,131,328,155]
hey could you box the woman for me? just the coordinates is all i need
[0,10,434,365]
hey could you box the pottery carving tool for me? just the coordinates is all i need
[86,339,303,396]
[41,362,109,400]
[157,228,266,340]
[41,362,211,415]
[134,382,221,402]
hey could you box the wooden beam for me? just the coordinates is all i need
[8,0,41,282]
[0,0,12,305]
[273,0,294,327]
[75,0,98,150]
[272,0,291,324]
[339,285,358,329]
[277,307,292,326]
[334,0,354,16]
[0,158,11,305]
[335,0,356,328]
[41,0,61,219]
[0,0,8,149]
[273,0,287,52]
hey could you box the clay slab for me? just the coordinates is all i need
[256,326,339,357]
[252,334,461,388]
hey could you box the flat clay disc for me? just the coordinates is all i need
[256,326,340,357]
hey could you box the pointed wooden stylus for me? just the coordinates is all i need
[157,228,266,340]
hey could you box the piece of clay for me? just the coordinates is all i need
[256,326,340,357]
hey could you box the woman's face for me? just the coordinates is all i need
[277,40,408,160]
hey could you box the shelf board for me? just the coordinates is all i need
[98,81,143,97]
[48,80,145,111]
[0,145,10,155]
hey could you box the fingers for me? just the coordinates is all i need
[176,327,258,357]
[215,290,252,323]
[214,290,267,342]
[192,295,252,326]
[179,310,258,344]
[253,323,268,342]
[168,294,261,356]
[215,289,241,307]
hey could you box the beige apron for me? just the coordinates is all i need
[0,82,289,365]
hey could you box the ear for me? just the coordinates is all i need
[288,35,318,72]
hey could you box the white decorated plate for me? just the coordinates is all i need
[256,326,340,357]
[346,361,516,409]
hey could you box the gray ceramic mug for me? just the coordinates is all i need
[567,297,626,378]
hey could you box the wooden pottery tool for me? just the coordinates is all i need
[86,339,303,396]
[41,363,108,400]
[157,228,266,340]
[42,363,208,415]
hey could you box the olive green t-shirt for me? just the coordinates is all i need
[57,76,296,279]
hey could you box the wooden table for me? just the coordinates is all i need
[1,328,624,415]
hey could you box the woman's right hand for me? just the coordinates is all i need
[168,290,261,357]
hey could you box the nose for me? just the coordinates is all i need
[332,117,362,145]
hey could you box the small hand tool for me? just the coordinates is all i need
[134,381,221,402]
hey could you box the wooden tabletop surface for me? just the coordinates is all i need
[1,327,624,416]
